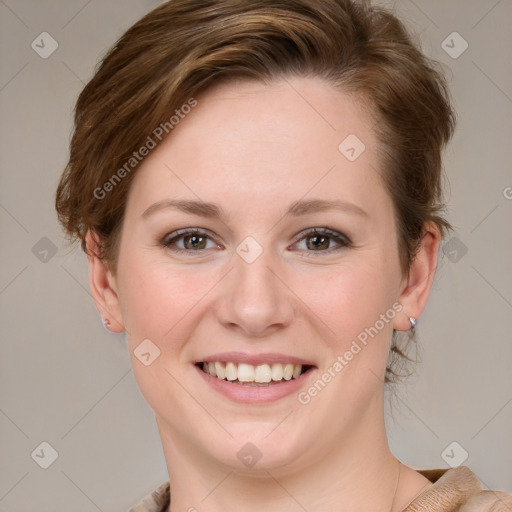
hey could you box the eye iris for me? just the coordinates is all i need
[307,234,329,250]
[184,235,206,250]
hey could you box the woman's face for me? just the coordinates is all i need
[98,76,426,473]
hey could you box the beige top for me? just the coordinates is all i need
[128,466,512,512]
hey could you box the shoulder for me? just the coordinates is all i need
[127,481,170,512]
[405,466,512,512]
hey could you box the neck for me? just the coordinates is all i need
[157,396,403,512]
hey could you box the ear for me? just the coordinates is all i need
[393,222,440,331]
[85,230,125,332]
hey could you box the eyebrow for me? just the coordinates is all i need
[141,198,368,220]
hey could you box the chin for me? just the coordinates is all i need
[199,422,309,473]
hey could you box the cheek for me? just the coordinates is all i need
[117,256,211,409]
[297,265,397,404]
[293,258,399,390]
[295,260,394,338]
[117,252,217,347]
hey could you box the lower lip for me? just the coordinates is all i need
[195,365,315,404]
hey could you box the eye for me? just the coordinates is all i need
[290,228,351,253]
[160,227,351,255]
[161,229,221,253]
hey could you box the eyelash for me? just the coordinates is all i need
[160,227,352,255]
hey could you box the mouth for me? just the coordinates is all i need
[195,361,315,386]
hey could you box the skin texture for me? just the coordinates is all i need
[87,76,439,511]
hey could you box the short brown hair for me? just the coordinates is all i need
[55,0,456,381]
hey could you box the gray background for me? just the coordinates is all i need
[0,0,511,510]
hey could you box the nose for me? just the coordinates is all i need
[214,247,296,337]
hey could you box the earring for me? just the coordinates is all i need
[102,317,112,331]
[409,317,417,330]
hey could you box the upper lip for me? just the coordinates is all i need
[195,352,316,367]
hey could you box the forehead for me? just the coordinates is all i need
[125,76,387,221]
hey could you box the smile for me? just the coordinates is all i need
[194,353,317,403]
[198,361,312,386]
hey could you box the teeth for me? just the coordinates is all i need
[283,363,294,380]
[254,364,272,383]
[237,363,254,382]
[214,361,226,380]
[271,363,283,381]
[200,361,307,383]
[225,362,237,381]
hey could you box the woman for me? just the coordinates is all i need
[55,0,512,510]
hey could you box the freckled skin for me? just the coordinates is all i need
[87,76,439,511]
